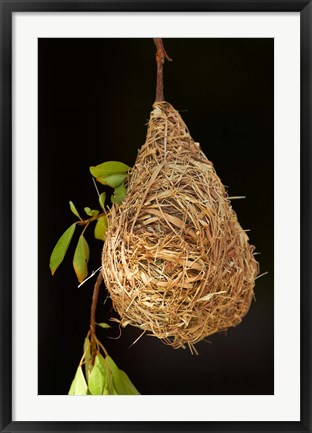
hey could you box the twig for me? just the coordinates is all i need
[153,38,172,102]
[90,272,103,366]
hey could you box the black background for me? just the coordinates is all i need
[38,38,274,395]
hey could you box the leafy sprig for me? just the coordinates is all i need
[49,161,130,283]
[49,160,138,395]
[69,331,140,395]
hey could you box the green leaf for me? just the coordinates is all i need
[106,367,117,395]
[96,173,127,188]
[68,378,76,395]
[94,215,108,241]
[90,161,130,179]
[69,201,82,220]
[49,223,76,275]
[73,235,90,283]
[88,364,103,395]
[88,354,107,395]
[83,338,91,380]
[111,183,127,205]
[107,356,140,395]
[68,366,88,395]
[117,369,140,395]
[97,355,110,395]
[84,207,99,217]
[99,192,106,210]
[96,322,111,329]
[100,356,116,395]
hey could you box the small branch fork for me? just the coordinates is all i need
[153,38,172,102]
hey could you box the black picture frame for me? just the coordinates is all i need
[0,1,310,432]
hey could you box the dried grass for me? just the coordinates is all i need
[102,102,259,353]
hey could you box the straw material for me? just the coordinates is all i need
[102,102,259,352]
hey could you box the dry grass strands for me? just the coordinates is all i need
[102,102,259,352]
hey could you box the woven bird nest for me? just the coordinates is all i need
[102,101,259,352]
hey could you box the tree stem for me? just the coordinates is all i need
[153,38,172,102]
[90,272,103,365]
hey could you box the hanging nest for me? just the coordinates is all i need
[102,101,259,353]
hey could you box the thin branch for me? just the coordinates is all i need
[89,272,103,366]
[76,212,107,226]
[153,38,172,102]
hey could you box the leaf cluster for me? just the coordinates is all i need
[49,161,130,283]
[69,333,140,396]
